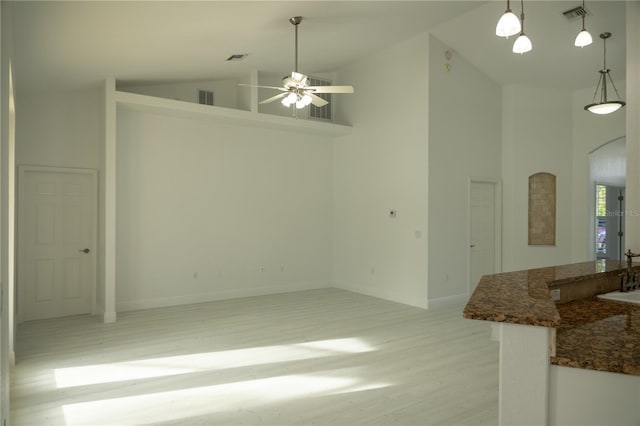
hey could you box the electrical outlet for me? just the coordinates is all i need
[550,288,561,301]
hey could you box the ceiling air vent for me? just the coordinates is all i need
[198,90,214,106]
[226,53,248,61]
[562,5,590,19]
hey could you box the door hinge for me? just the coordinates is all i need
[618,194,624,201]
[618,231,624,237]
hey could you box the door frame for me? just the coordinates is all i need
[17,165,98,323]
[467,178,503,294]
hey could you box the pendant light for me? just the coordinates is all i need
[574,0,593,47]
[496,0,521,38]
[512,0,532,54]
[585,32,625,115]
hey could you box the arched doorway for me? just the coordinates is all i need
[589,137,626,260]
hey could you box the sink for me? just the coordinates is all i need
[597,289,640,305]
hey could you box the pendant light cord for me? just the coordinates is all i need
[602,34,607,70]
[520,0,525,33]
[294,22,298,73]
[590,32,623,105]
[581,0,586,31]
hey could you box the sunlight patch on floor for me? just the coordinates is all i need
[62,373,392,425]
[54,337,375,388]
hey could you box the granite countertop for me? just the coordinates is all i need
[463,260,627,327]
[552,297,640,375]
[463,259,640,376]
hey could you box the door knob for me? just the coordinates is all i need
[470,244,476,248]
[79,248,90,254]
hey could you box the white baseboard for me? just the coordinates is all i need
[428,293,469,309]
[332,282,428,310]
[103,311,117,323]
[116,283,329,312]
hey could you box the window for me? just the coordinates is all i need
[596,184,607,217]
[596,184,607,255]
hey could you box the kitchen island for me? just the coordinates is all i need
[464,260,640,426]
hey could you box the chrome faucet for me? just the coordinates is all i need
[620,249,640,292]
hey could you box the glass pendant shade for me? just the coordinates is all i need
[585,101,624,115]
[281,92,297,107]
[575,29,592,47]
[574,1,592,48]
[295,94,312,109]
[513,34,532,54]
[282,92,313,109]
[496,10,521,38]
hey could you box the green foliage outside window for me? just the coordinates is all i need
[596,184,607,217]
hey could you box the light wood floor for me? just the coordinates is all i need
[11,288,498,426]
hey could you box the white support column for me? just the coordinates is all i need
[103,78,116,323]
[250,70,259,114]
[499,323,551,426]
[626,2,640,250]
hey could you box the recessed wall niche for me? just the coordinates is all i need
[528,172,556,246]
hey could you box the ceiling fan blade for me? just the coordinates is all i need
[306,85,354,94]
[308,93,329,107]
[259,92,288,104]
[238,83,287,91]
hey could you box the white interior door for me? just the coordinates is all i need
[469,181,496,293]
[19,167,97,321]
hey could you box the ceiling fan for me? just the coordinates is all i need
[241,16,354,109]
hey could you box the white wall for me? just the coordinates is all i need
[16,89,101,169]
[549,365,640,426]
[501,85,574,272]
[331,33,429,308]
[0,2,14,423]
[115,107,333,310]
[427,35,502,302]
[119,79,240,110]
[0,2,6,423]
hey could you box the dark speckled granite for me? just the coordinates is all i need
[463,260,627,327]
[552,298,640,375]
[463,259,640,376]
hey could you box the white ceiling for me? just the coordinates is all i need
[9,1,628,94]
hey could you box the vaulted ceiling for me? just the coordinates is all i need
[9,1,628,93]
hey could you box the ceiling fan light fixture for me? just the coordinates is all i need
[496,0,521,38]
[296,94,313,109]
[244,15,353,110]
[281,92,297,107]
[585,32,626,115]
